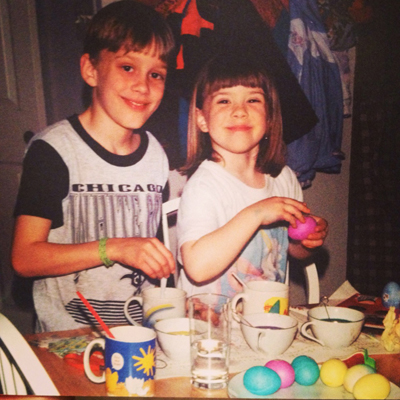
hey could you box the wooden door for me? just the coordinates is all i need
[0,0,46,306]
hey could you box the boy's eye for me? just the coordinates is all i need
[122,65,133,72]
[150,72,165,81]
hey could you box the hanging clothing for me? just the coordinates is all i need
[286,0,344,187]
[248,0,290,55]
[157,0,318,166]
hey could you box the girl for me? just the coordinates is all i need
[176,55,328,298]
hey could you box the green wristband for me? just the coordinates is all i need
[99,237,114,267]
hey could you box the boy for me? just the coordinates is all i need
[11,0,176,332]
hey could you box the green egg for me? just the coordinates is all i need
[292,355,320,386]
[243,366,281,395]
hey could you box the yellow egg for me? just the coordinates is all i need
[353,373,391,399]
[320,358,348,387]
[343,364,375,393]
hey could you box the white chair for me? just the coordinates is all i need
[161,197,320,304]
[0,313,59,395]
[162,197,181,286]
[285,261,320,304]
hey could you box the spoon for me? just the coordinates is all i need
[320,295,331,320]
[235,312,255,327]
[160,277,167,298]
[232,273,248,288]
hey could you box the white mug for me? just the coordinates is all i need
[124,287,186,328]
[231,280,289,320]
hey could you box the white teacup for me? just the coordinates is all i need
[301,306,365,348]
[238,313,298,356]
[124,287,186,328]
[231,280,289,320]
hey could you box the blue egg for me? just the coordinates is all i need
[382,282,400,308]
[243,366,281,396]
[291,355,320,386]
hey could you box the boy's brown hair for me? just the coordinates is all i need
[84,0,175,65]
[181,54,287,177]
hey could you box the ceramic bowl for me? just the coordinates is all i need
[153,317,191,362]
[238,313,298,356]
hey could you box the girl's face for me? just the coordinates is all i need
[196,85,267,160]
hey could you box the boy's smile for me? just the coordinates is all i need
[82,44,167,138]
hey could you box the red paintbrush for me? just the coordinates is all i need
[76,291,115,338]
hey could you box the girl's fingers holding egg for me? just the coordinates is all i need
[310,216,329,237]
[301,237,324,249]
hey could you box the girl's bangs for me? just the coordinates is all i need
[199,71,268,108]
[211,71,265,90]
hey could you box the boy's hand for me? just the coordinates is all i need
[109,237,175,279]
[300,216,328,249]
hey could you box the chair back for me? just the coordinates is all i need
[286,261,320,304]
[0,313,59,395]
[162,197,181,286]
[304,263,320,304]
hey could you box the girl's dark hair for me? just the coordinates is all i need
[83,0,175,65]
[181,55,286,177]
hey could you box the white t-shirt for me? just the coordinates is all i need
[177,160,303,298]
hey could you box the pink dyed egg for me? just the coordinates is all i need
[265,359,295,389]
[288,216,317,240]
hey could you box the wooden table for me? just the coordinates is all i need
[25,327,400,397]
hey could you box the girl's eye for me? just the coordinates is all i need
[216,99,229,104]
[248,97,263,103]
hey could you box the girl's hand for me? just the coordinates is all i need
[300,216,328,249]
[254,197,311,227]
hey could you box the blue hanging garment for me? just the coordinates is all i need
[286,0,344,187]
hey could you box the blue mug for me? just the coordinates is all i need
[84,326,156,396]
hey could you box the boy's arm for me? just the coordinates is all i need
[181,197,310,283]
[12,215,175,279]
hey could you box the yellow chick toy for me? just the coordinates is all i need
[381,306,400,352]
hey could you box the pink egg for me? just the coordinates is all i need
[288,216,317,240]
[265,359,295,388]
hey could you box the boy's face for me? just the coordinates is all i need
[83,44,167,131]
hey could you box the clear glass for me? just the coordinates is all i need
[188,293,231,389]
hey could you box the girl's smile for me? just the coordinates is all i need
[196,85,268,159]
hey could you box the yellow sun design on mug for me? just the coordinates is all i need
[132,345,156,376]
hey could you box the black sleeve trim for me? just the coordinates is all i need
[14,140,69,229]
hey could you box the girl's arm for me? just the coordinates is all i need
[11,215,175,279]
[288,215,328,259]
[181,197,310,283]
